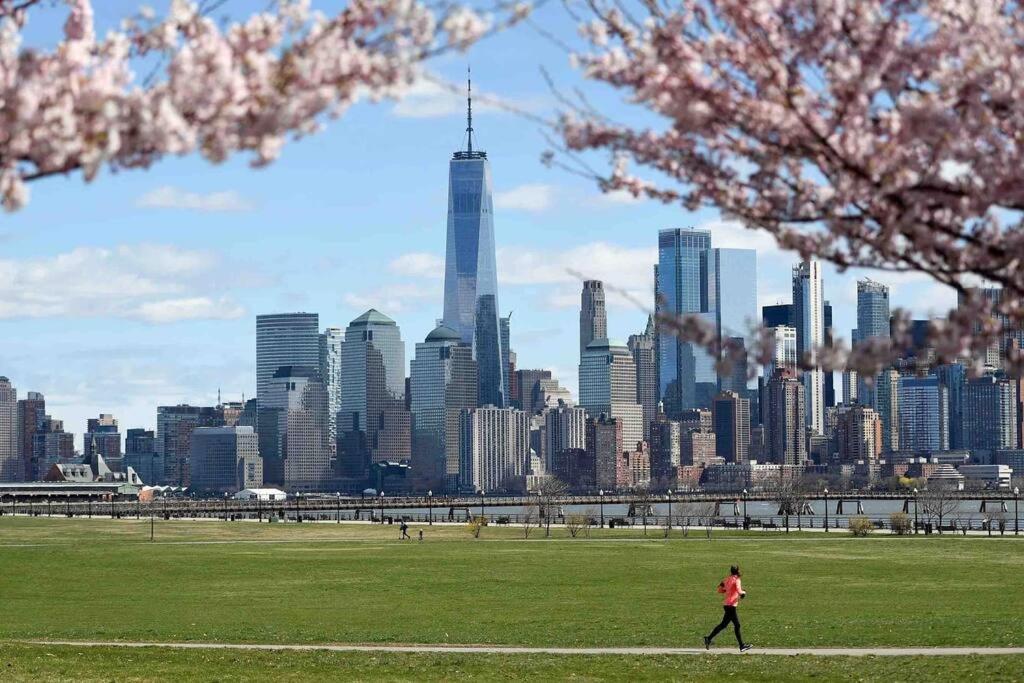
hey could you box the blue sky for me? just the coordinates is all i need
[1,2,958,446]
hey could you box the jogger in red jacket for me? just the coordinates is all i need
[704,565,753,651]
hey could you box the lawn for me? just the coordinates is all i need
[1,516,1022,680]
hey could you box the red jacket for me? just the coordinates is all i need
[718,575,744,606]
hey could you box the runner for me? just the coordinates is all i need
[703,565,752,652]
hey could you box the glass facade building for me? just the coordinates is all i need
[410,325,478,492]
[897,375,949,452]
[260,366,331,491]
[792,260,825,434]
[255,313,320,409]
[579,338,645,450]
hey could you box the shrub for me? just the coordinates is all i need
[889,512,912,535]
[467,516,486,538]
[848,516,874,537]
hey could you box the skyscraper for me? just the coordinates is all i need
[459,406,529,492]
[156,404,223,486]
[765,368,806,465]
[0,377,19,482]
[124,428,158,484]
[17,392,44,481]
[579,338,645,451]
[32,416,73,474]
[410,325,478,492]
[338,309,409,479]
[628,317,657,439]
[256,313,320,408]
[876,368,900,452]
[713,247,757,391]
[441,77,505,408]
[189,425,262,494]
[855,279,890,405]
[792,260,825,434]
[319,327,344,446]
[835,405,882,463]
[657,228,716,414]
[713,390,750,463]
[962,374,1018,451]
[580,280,608,357]
[260,366,332,491]
[898,375,949,452]
[544,401,587,460]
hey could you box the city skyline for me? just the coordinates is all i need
[0,8,962,444]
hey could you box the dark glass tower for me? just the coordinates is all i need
[441,73,505,407]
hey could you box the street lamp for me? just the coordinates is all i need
[742,489,748,530]
[337,492,342,524]
[667,489,673,533]
[428,490,433,526]
[824,487,829,533]
[379,490,385,524]
[479,490,485,521]
[223,492,229,521]
[599,490,605,528]
[1015,486,1020,536]
[913,488,919,534]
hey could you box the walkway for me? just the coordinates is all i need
[22,641,1024,657]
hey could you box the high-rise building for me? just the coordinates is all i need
[319,327,344,445]
[500,315,512,404]
[823,301,836,408]
[897,375,949,453]
[32,416,74,474]
[544,401,587,462]
[657,228,717,415]
[189,426,262,494]
[534,378,574,411]
[260,366,332,491]
[0,377,17,482]
[579,338,645,451]
[854,279,890,405]
[84,414,121,469]
[959,287,1024,365]
[936,363,966,449]
[628,317,658,439]
[762,304,793,328]
[714,247,757,392]
[586,414,623,491]
[459,406,529,492]
[962,375,1018,451]
[713,390,750,463]
[410,325,478,492]
[338,309,409,479]
[650,412,681,480]
[765,368,806,465]
[876,369,900,452]
[156,404,223,486]
[763,326,797,379]
[792,260,825,434]
[512,369,552,413]
[835,405,882,462]
[256,313,320,408]
[124,428,159,484]
[580,280,607,357]
[841,370,858,405]
[17,392,44,481]
[441,81,505,409]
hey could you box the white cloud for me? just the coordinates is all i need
[494,184,555,213]
[388,252,444,279]
[0,245,246,322]
[700,219,782,256]
[136,186,254,212]
[497,242,656,288]
[343,282,442,314]
[595,189,643,205]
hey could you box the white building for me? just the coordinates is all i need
[459,406,530,492]
[959,464,1012,490]
[579,338,644,450]
[234,488,287,501]
[793,260,824,435]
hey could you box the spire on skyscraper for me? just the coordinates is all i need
[466,65,474,154]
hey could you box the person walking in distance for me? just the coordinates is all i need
[704,565,752,652]
[400,521,410,540]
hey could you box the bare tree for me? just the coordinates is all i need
[697,501,717,539]
[771,478,798,534]
[566,514,587,538]
[467,516,484,539]
[583,507,598,538]
[630,486,653,536]
[536,478,568,539]
[920,485,960,533]
[521,504,539,539]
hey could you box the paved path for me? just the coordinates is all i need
[21,641,1024,657]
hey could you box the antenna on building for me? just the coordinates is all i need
[217,387,221,406]
[466,65,474,154]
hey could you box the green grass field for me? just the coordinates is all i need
[1,516,1022,680]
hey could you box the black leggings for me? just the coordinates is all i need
[708,606,743,645]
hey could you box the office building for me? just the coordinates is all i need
[792,260,824,435]
[580,280,607,357]
[936,363,966,449]
[962,375,1018,451]
[544,401,587,462]
[260,366,332,491]
[713,390,750,463]
[256,313,320,407]
[579,338,645,451]
[0,377,17,482]
[410,325,478,492]
[84,414,121,469]
[156,404,223,486]
[459,406,530,492]
[319,326,344,445]
[628,316,658,439]
[17,392,45,481]
[854,279,890,404]
[32,416,74,474]
[512,369,552,413]
[897,375,949,453]
[442,86,505,408]
[875,368,900,452]
[762,304,792,328]
[586,414,623,491]
[714,246,757,392]
[189,426,262,493]
[124,428,159,484]
[338,309,409,479]
[765,368,806,465]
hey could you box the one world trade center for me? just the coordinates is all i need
[442,73,505,407]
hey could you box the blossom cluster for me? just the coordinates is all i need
[563,0,1024,375]
[0,0,513,210]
